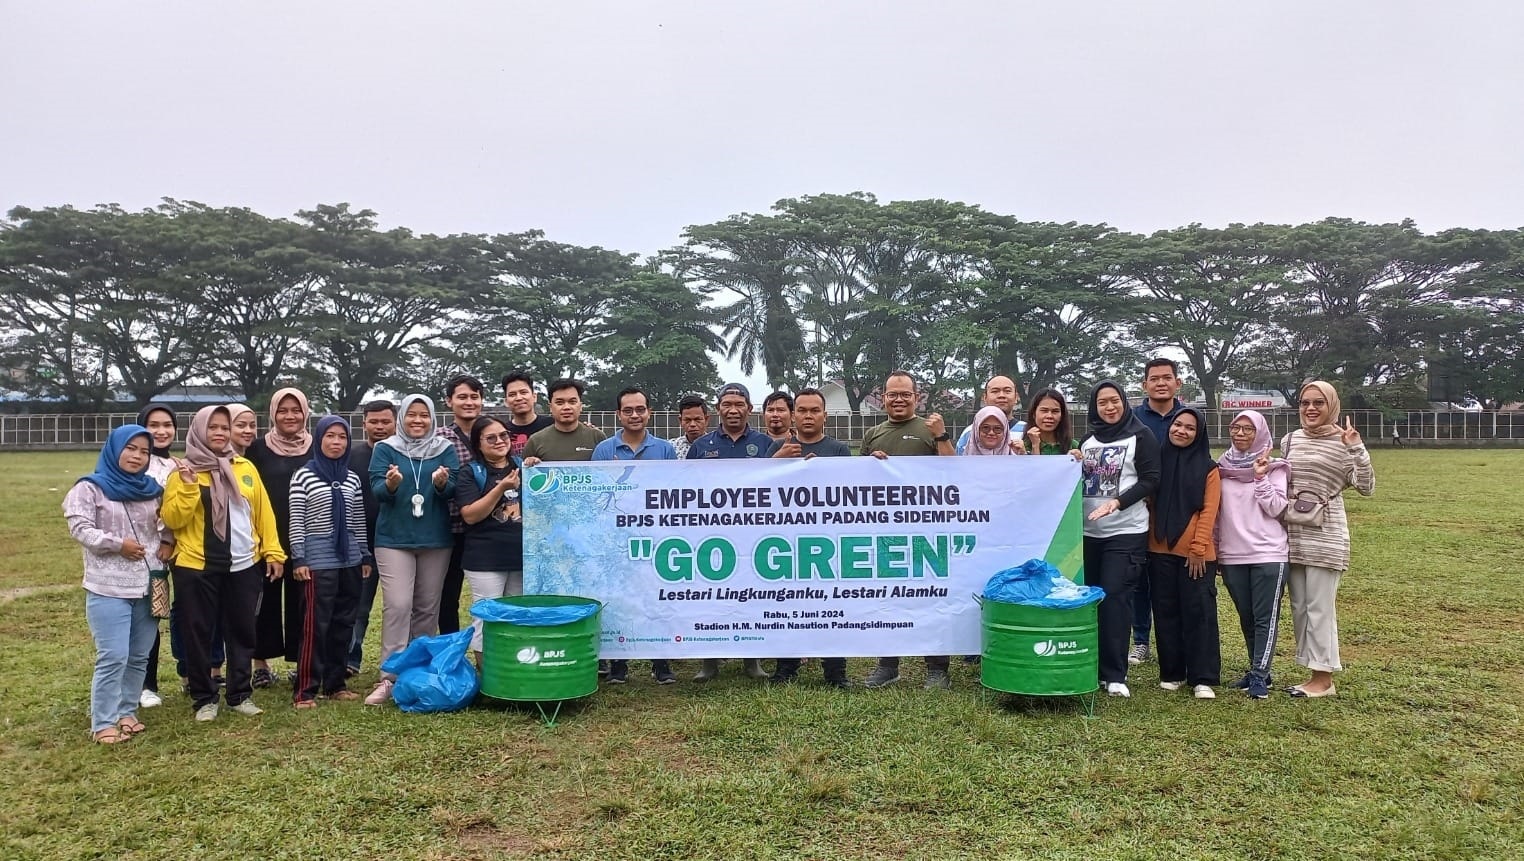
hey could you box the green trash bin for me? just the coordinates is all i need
[980,596,1099,696]
[480,595,602,703]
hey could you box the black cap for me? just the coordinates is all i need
[716,382,751,402]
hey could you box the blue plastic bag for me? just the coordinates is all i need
[470,597,599,626]
[983,559,1105,609]
[379,628,479,713]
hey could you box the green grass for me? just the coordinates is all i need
[2,450,1522,860]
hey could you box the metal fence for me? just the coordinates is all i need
[4,409,1522,451]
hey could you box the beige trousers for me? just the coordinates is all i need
[375,547,452,679]
[1288,563,1342,673]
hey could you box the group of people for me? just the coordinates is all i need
[66,362,1375,742]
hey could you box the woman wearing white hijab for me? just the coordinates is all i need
[364,394,459,706]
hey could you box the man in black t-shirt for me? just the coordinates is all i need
[501,369,554,458]
[765,388,852,687]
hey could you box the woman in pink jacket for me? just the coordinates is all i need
[1214,410,1288,700]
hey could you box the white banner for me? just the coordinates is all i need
[522,456,1082,658]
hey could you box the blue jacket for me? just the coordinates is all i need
[369,442,459,550]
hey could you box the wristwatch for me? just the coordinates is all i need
[934,432,951,442]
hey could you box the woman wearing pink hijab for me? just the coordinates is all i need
[245,387,314,687]
[1279,381,1375,699]
[964,406,1020,456]
[1215,409,1289,700]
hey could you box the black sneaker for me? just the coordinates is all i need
[652,662,676,685]
[1229,673,1252,690]
[607,661,628,684]
[597,660,610,678]
[251,668,274,688]
[768,670,799,685]
[823,674,851,689]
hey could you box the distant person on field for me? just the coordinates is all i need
[245,387,314,689]
[1215,409,1289,700]
[287,416,373,708]
[1146,407,1221,700]
[366,394,459,707]
[1130,358,1185,667]
[669,394,711,461]
[860,370,955,690]
[592,387,679,685]
[162,406,286,722]
[64,424,165,743]
[134,402,181,708]
[1079,381,1161,699]
[455,414,524,669]
[1281,382,1375,699]
[766,387,852,688]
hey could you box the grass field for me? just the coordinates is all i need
[2,449,1521,860]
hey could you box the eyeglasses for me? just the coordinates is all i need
[883,392,916,401]
[978,425,1006,434]
[619,406,649,416]
[480,432,510,444]
[1298,399,1328,408]
[1228,426,1256,436]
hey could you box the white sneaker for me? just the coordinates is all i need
[139,689,163,709]
[229,700,264,716]
[1193,685,1216,700]
[1159,680,1184,692]
[365,679,394,706]
[1106,682,1131,698]
[194,703,219,722]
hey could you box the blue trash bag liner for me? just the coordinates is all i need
[379,628,479,713]
[470,597,599,626]
[983,558,1105,608]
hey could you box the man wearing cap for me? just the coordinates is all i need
[683,382,773,681]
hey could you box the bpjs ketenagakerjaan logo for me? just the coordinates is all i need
[515,646,569,665]
[525,469,633,495]
[1033,639,1088,657]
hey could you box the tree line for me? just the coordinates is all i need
[3,193,1520,413]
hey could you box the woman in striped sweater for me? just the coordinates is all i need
[1281,381,1375,698]
[287,416,373,708]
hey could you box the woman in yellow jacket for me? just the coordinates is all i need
[161,405,286,722]
[1146,407,1222,700]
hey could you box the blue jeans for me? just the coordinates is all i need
[347,567,380,671]
[85,592,158,733]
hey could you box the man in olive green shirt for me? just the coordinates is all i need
[521,378,607,465]
[861,370,955,690]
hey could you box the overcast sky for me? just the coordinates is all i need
[4,2,1521,392]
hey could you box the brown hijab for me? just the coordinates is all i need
[184,405,238,541]
[264,387,313,456]
[1298,381,1343,439]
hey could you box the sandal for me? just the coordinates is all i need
[93,727,130,745]
[117,717,147,735]
[330,690,361,702]
[294,699,318,710]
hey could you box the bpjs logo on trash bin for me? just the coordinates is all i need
[1033,639,1087,657]
[516,646,568,665]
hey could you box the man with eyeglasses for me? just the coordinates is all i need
[591,387,678,685]
[954,375,1025,455]
[1129,357,1186,666]
[684,382,774,681]
[860,370,955,689]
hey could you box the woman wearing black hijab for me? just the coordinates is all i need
[1079,381,1161,698]
[1146,407,1222,699]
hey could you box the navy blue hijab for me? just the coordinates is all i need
[78,425,164,502]
[307,415,355,560]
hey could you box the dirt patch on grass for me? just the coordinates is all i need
[0,584,71,603]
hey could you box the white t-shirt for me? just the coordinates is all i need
[1080,433,1149,538]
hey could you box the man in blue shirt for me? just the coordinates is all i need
[683,382,771,682]
[1130,357,1186,666]
[591,387,677,685]
[684,382,774,460]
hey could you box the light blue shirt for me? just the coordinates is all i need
[592,432,678,461]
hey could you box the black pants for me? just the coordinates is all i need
[144,630,161,692]
[174,564,263,709]
[1084,532,1148,684]
[1147,553,1221,687]
[774,657,847,679]
[294,566,363,701]
[1221,561,1286,683]
[437,536,466,634]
